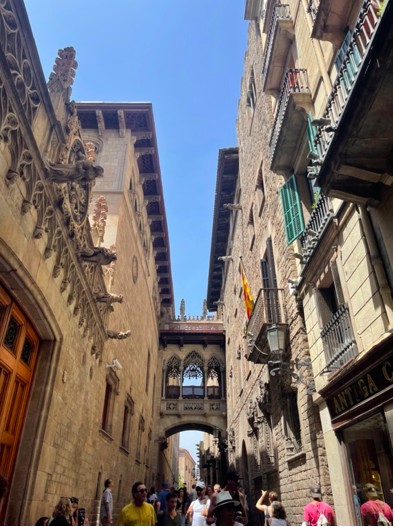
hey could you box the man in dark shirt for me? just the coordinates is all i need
[157,482,171,512]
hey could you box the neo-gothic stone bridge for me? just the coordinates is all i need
[159,314,227,440]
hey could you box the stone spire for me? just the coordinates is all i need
[202,299,207,320]
[48,47,78,96]
[180,299,185,321]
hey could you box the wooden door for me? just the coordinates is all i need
[0,283,39,480]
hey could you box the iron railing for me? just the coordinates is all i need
[306,0,320,22]
[313,0,384,164]
[300,194,334,263]
[321,304,358,373]
[247,288,286,339]
[262,5,292,87]
[269,69,310,160]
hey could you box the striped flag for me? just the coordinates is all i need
[240,259,254,320]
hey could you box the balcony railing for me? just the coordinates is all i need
[306,0,320,23]
[248,288,286,338]
[269,69,310,161]
[262,4,292,88]
[321,304,358,373]
[313,0,383,165]
[182,386,204,399]
[300,194,334,263]
[165,385,180,399]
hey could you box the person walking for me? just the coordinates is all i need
[48,497,73,526]
[101,479,114,526]
[360,483,393,526]
[189,485,197,504]
[186,482,209,527]
[303,486,336,526]
[256,490,279,526]
[118,481,156,526]
[211,491,243,526]
[157,483,171,513]
[156,492,181,526]
[148,488,158,511]
[176,488,188,526]
[269,502,289,526]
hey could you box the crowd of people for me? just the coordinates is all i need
[0,469,393,525]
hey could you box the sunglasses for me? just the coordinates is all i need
[137,488,148,494]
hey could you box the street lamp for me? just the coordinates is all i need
[266,324,287,359]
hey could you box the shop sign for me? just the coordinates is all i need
[328,356,393,418]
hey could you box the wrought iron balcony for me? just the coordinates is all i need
[269,69,312,173]
[246,288,287,364]
[299,194,334,265]
[321,304,358,373]
[312,0,392,203]
[306,0,320,24]
[262,5,294,93]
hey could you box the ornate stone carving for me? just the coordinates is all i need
[257,379,272,414]
[91,196,108,244]
[84,141,97,164]
[77,246,117,266]
[107,329,131,340]
[48,47,78,92]
[94,292,123,305]
[180,299,186,321]
[45,156,104,184]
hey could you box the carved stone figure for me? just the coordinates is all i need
[45,157,104,184]
[94,292,123,304]
[77,246,117,266]
[106,330,131,340]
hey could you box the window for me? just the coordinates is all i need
[261,238,281,323]
[247,70,257,113]
[145,351,151,393]
[136,415,145,461]
[255,165,265,216]
[283,390,302,455]
[315,260,345,329]
[248,205,255,250]
[279,174,304,244]
[306,112,318,156]
[101,369,120,436]
[151,374,156,417]
[121,394,134,451]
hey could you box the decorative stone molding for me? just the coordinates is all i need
[48,46,78,92]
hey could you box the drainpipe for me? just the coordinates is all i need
[357,205,393,328]
[300,0,333,96]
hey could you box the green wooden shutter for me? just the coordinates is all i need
[280,174,304,244]
[306,112,317,154]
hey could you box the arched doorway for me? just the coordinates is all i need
[0,283,40,480]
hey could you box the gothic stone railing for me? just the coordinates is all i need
[300,194,334,264]
[313,0,384,165]
[269,69,310,161]
[165,386,221,399]
[262,5,293,87]
[321,303,358,373]
[161,399,226,414]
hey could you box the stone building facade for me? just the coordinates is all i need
[0,2,177,525]
[207,0,392,525]
[178,448,196,490]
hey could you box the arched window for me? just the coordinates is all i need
[207,357,221,399]
[165,355,181,399]
[182,351,204,399]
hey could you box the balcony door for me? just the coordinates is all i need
[261,237,280,323]
[0,283,39,480]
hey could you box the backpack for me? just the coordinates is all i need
[370,501,390,526]
[316,503,329,526]
[317,512,329,526]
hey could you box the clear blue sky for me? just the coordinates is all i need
[24,0,248,470]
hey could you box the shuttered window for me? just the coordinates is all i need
[279,174,304,244]
[306,112,317,154]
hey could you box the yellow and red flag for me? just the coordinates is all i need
[239,259,254,320]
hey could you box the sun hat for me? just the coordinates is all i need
[213,491,240,515]
[196,481,206,489]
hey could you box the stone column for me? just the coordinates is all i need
[162,367,166,399]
